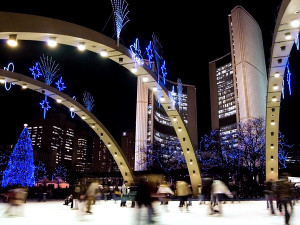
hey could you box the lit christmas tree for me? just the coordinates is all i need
[1,124,35,187]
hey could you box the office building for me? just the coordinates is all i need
[209,6,267,135]
[121,129,135,170]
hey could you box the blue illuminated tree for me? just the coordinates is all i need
[198,117,289,184]
[0,152,9,179]
[138,140,186,173]
[52,165,68,182]
[34,161,47,184]
[2,125,35,187]
[197,129,240,180]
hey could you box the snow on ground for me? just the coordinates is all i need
[0,199,298,225]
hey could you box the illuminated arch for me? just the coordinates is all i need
[0,68,135,183]
[0,11,201,196]
[266,0,300,181]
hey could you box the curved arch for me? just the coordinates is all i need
[0,11,201,196]
[266,0,300,181]
[0,69,135,184]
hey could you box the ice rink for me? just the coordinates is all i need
[0,199,298,225]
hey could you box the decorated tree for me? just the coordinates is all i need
[0,151,9,179]
[34,161,47,184]
[197,129,240,181]
[2,125,35,187]
[137,140,186,173]
[198,117,289,185]
[52,165,68,181]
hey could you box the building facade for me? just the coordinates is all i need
[27,113,123,176]
[91,136,118,173]
[121,130,135,171]
[209,6,267,134]
[28,113,76,174]
[135,76,198,171]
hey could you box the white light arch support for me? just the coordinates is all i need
[0,69,135,184]
[0,11,201,196]
[266,0,300,181]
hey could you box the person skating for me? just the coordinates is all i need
[120,180,129,207]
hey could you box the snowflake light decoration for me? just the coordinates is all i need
[130,38,144,66]
[55,77,66,91]
[40,95,51,119]
[29,62,42,79]
[146,41,154,69]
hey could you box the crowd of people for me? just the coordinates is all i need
[1,173,299,225]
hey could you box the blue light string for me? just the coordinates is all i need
[177,79,183,111]
[286,61,292,96]
[3,62,15,91]
[168,86,176,109]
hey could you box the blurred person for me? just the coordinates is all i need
[157,181,174,205]
[187,183,193,206]
[63,194,73,206]
[85,180,100,213]
[209,179,233,215]
[201,178,213,205]
[71,182,81,210]
[120,180,129,207]
[198,183,204,204]
[264,179,276,215]
[135,177,155,224]
[228,181,239,203]
[112,185,120,203]
[176,180,192,207]
[37,185,43,202]
[3,187,28,216]
[102,184,110,201]
[276,173,294,225]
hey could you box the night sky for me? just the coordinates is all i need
[1,0,299,147]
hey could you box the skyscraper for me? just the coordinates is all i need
[121,130,135,170]
[28,113,76,174]
[209,6,267,134]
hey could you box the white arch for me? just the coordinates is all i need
[266,0,300,181]
[0,11,201,196]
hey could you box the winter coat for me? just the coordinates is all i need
[85,182,99,197]
[276,178,294,199]
[176,181,192,196]
[211,180,232,197]
[121,183,129,196]
[157,185,174,195]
